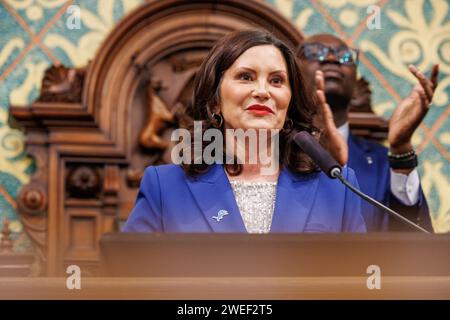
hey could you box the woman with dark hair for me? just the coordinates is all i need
[123,30,366,233]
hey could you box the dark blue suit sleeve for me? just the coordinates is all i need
[342,168,367,233]
[388,187,433,232]
[122,166,163,232]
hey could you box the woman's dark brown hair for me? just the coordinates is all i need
[182,29,320,176]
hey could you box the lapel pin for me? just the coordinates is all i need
[212,209,229,222]
[366,156,373,165]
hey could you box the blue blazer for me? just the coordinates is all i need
[123,164,367,233]
[348,134,432,232]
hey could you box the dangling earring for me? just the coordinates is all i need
[212,112,223,128]
[283,118,293,130]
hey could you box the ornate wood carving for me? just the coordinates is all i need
[66,166,102,199]
[38,65,85,103]
[103,164,120,216]
[18,184,47,216]
[0,219,13,253]
[0,218,35,276]
[139,84,175,150]
[15,144,48,273]
[126,168,144,189]
[8,0,388,276]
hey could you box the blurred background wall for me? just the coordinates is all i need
[0,0,448,252]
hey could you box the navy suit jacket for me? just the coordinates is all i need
[347,134,432,232]
[123,164,367,233]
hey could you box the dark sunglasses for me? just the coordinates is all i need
[298,42,359,66]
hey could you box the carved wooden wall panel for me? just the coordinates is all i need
[8,0,387,276]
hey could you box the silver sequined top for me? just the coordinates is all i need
[229,180,277,234]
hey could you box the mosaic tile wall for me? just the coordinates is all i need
[0,0,449,252]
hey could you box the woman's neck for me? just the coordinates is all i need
[224,128,280,182]
[229,163,280,182]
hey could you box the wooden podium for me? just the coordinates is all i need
[1,276,449,299]
[99,233,450,278]
[2,233,449,299]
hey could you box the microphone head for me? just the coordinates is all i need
[293,131,341,179]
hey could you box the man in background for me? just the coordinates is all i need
[298,34,439,232]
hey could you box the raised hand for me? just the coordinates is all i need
[388,64,439,154]
[314,70,348,166]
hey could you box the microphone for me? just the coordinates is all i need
[293,131,430,233]
[293,131,341,179]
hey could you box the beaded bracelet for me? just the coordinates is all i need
[387,149,415,159]
[389,153,418,169]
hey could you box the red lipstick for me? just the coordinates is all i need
[246,104,275,116]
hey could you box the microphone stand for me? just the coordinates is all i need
[331,168,430,234]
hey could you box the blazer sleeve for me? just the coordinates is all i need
[342,168,367,233]
[122,166,163,232]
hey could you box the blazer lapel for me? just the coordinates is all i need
[185,164,246,232]
[270,168,320,232]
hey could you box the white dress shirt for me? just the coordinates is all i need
[338,122,419,205]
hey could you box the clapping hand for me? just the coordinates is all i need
[388,64,439,154]
[314,70,348,166]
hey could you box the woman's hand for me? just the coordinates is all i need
[315,70,348,166]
